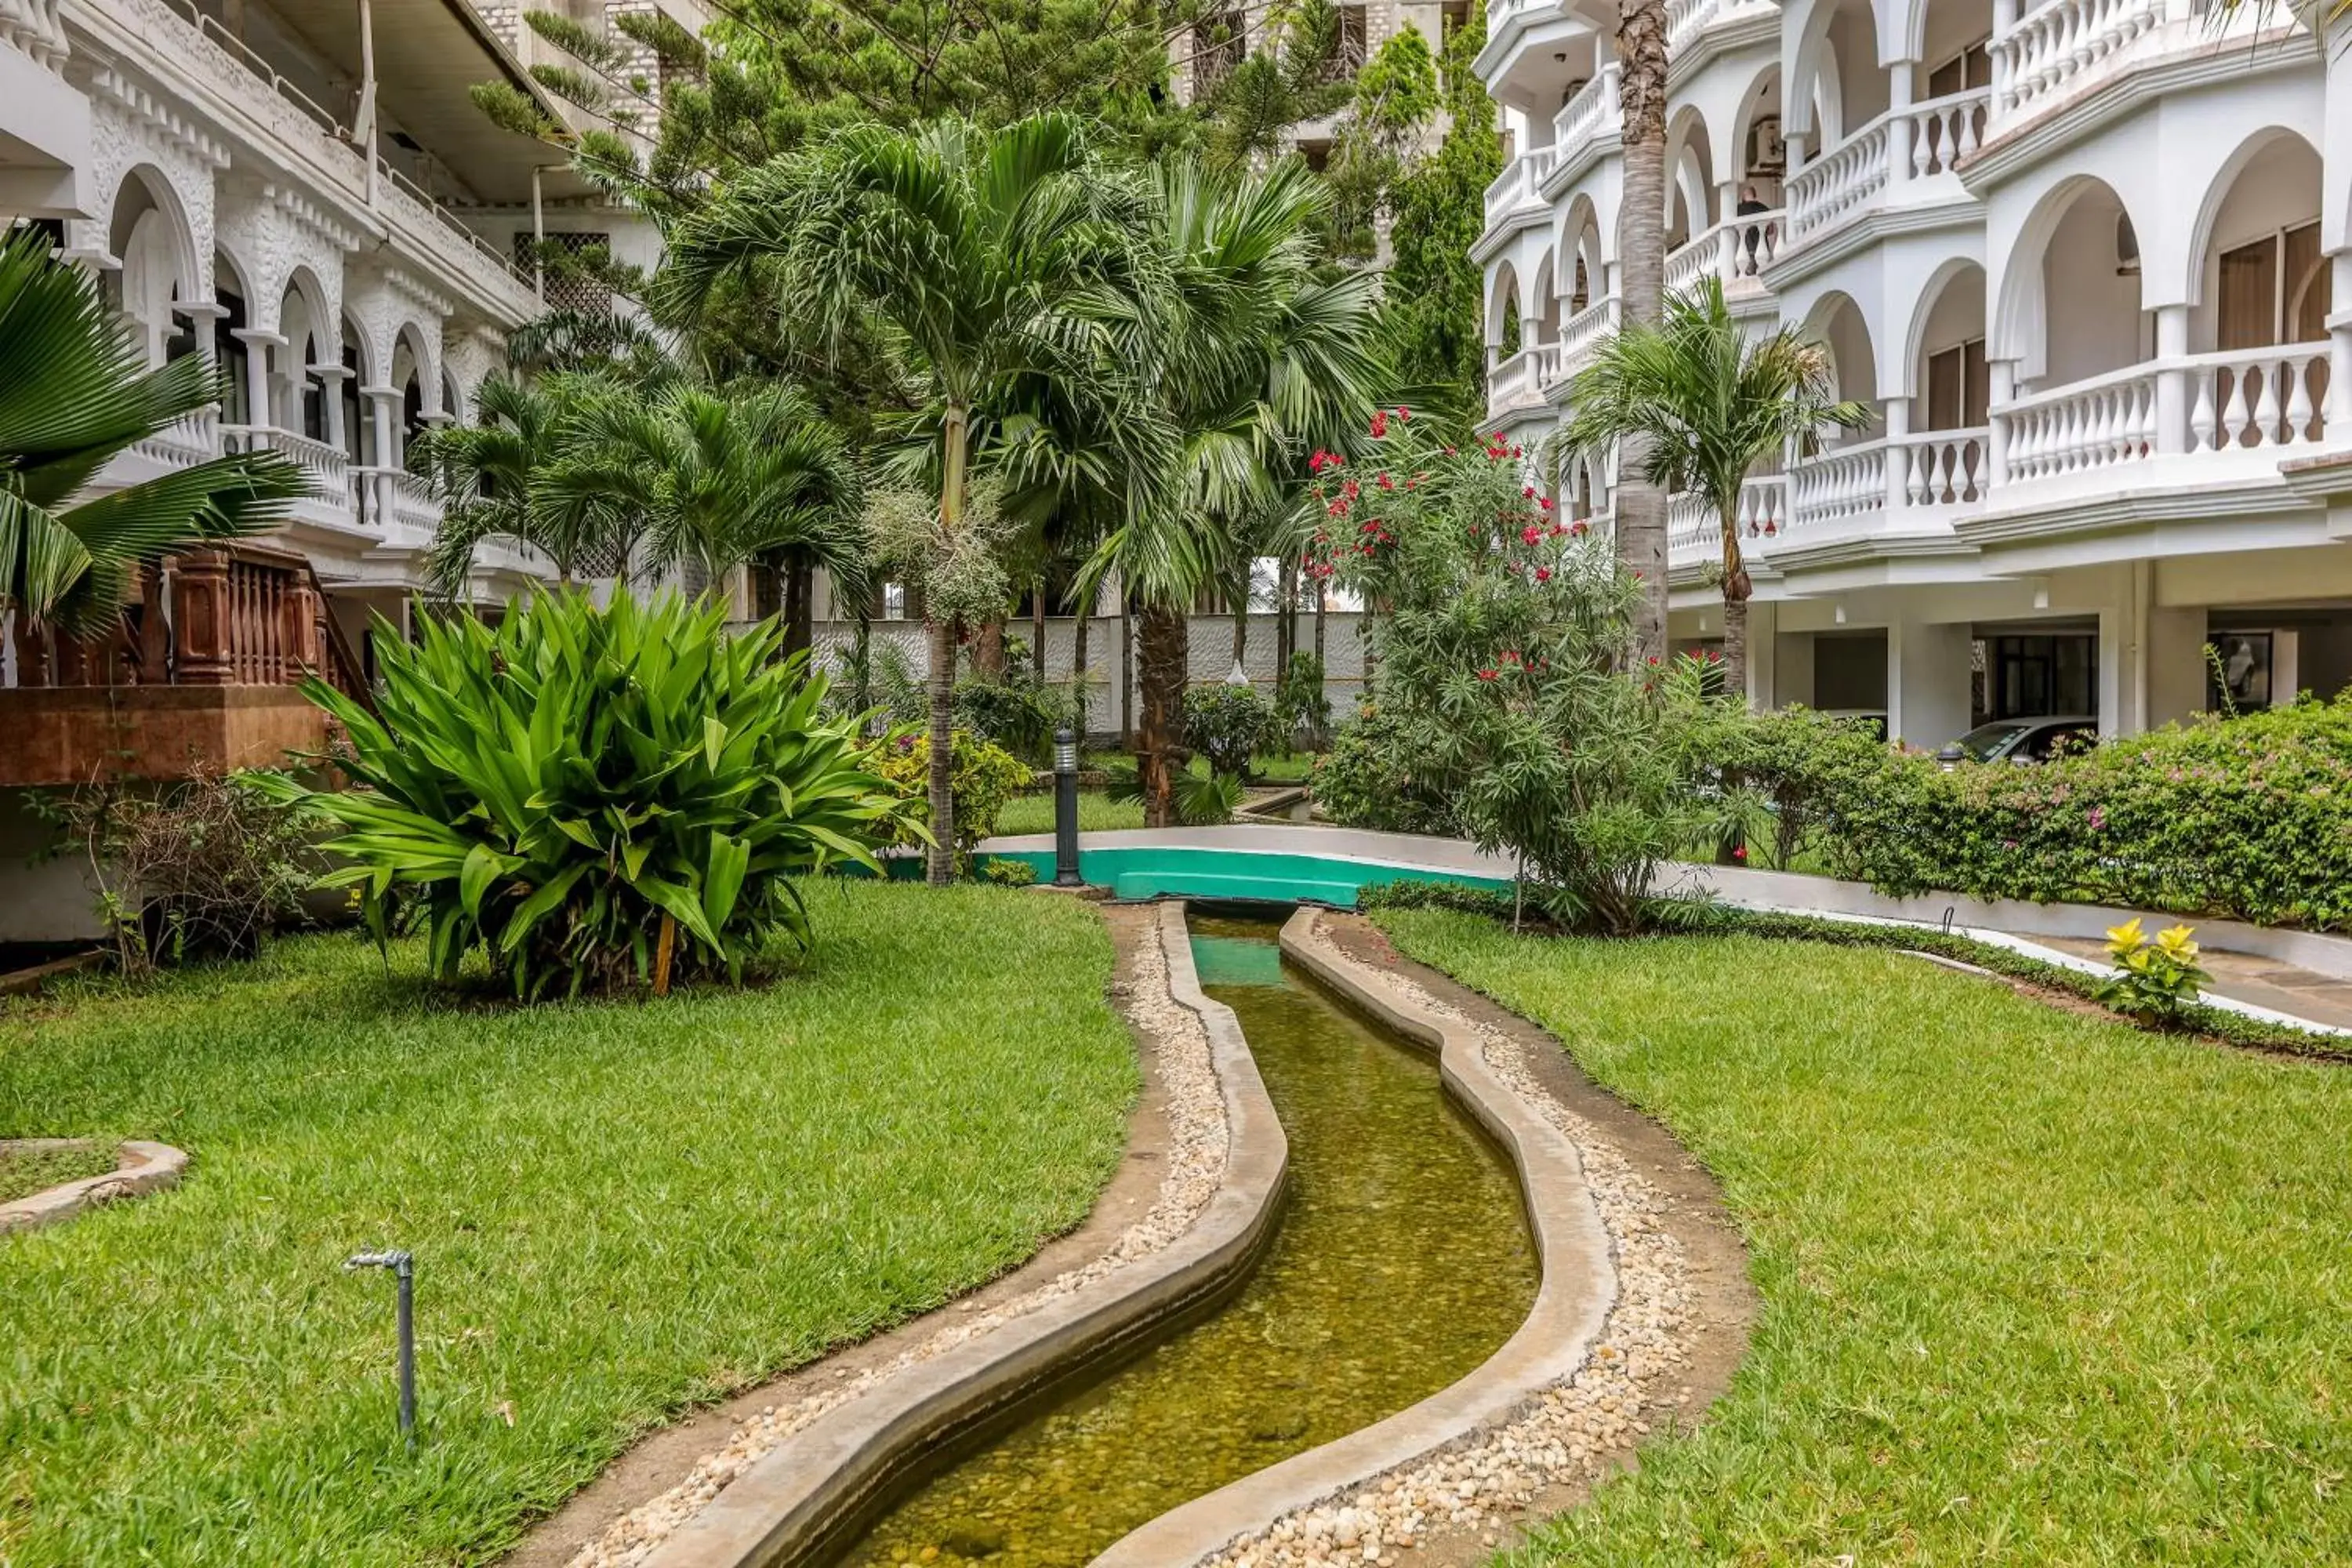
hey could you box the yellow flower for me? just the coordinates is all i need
[2104,916,2146,958]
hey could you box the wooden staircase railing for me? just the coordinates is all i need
[7,545,376,714]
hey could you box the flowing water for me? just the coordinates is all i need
[833,916,1539,1567]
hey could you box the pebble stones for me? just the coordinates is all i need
[564,920,1231,1568]
[1198,930,1699,1568]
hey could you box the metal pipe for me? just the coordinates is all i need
[346,1249,416,1446]
[1053,727,1082,887]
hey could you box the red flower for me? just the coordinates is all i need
[1538,496,1554,512]
[1511,445,1523,458]
[1570,520,1589,536]
[1476,668,1499,681]
[1370,410,1390,437]
[1398,406,1412,421]
[1534,566,1552,583]
[1443,445,1457,457]
[1341,477,1360,501]
[1501,649,1520,662]
[1308,449,1330,473]
[1732,844,1748,861]
[1377,473,1395,491]
[1646,655,1661,666]
[1523,485,1537,499]
[1521,524,1542,544]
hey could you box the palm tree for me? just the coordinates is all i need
[659,114,1160,884]
[1082,157,1385,826]
[412,372,634,590]
[553,381,866,612]
[0,227,299,640]
[1615,0,1673,665]
[1564,276,1869,699]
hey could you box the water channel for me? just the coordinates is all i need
[833,915,1540,1566]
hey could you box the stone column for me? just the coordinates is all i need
[1887,615,1974,750]
[2329,252,2352,439]
[363,385,401,532]
[1886,65,1915,187]
[1882,394,1912,514]
[1986,358,2017,488]
[2152,303,2191,453]
[230,328,285,434]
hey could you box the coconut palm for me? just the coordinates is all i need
[658,113,1161,884]
[1563,275,1869,699]
[1614,0,1674,665]
[412,372,636,590]
[550,381,866,614]
[0,227,299,639]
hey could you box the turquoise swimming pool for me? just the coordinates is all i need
[976,845,1510,908]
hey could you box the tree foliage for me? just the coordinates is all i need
[1378,9,1502,419]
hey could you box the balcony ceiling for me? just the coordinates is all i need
[267,0,583,206]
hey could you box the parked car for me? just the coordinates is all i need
[1936,716,2099,768]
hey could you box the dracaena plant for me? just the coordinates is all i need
[252,590,920,998]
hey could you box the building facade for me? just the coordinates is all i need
[1477,0,2352,746]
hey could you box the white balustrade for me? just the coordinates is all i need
[1785,117,1889,242]
[1667,212,1784,294]
[1905,89,1988,178]
[1668,492,1719,559]
[1486,347,1547,413]
[130,406,220,469]
[389,471,444,532]
[1482,151,1552,230]
[0,0,68,68]
[1557,294,1617,374]
[1664,0,1722,50]
[1737,474,1788,538]
[1550,63,1622,167]
[1671,474,1788,563]
[1993,364,2160,484]
[2189,347,2329,454]
[1991,0,2160,122]
[230,426,352,503]
[1790,440,1889,530]
[1896,429,1989,506]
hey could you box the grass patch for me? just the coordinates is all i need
[1374,909,2352,1566]
[992,789,1145,835]
[0,882,1137,1566]
[0,1142,114,1205]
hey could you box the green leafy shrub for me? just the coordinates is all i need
[1105,760,1247,826]
[980,855,1039,887]
[1183,683,1277,778]
[1700,704,1892,869]
[2092,916,2212,1028]
[863,729,1033,861]
[955,675,1077,766]
[252,591,911,998]
[1311,709,1458,835]
[1275,652,1333,751]
[1728,694,2352,930]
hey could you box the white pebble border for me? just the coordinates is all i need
[565,920,1230,1568]
[1200,938,1699,1568]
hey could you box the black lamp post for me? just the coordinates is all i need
[1053,726,1083,887]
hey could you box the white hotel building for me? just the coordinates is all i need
[1476,0,2352,744]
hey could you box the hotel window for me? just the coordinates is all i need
[1925,338,1989,430]
[2219,220,2328,350]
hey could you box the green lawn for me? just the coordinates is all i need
[991,789,1145,835]
[0,883,1137,1567]
[1373,912,2352,1566]
[0,1142,113,1204]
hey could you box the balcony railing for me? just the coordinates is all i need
[1784,89,1987,247]
[1989,344,2331,493]
[1,0,69,68]
[1668,476,1787,562]
[1781,429,1990,537]
[1665,212,1784,296]
[4,544,367,705]
[1483,143,1563,229]
[128,406,222,470]
[1548,63,1622,175]
[1555,294,1618,381]
[226,425,352,507]
[1486,342,1562,413]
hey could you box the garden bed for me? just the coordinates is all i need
[0,881,1138,1566]
[1372,909,2352,1563]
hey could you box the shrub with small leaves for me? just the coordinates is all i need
[981,856,1039,887]
[862,730,1033,861]
[1183,683,1277,779]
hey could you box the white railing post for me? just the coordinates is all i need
[2153,305,2190,454]
[1886,69,1915,188]
[1882,399,1911,514]
[1987,360,2016,486]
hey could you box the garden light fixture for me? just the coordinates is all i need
[346,1249,416,1447]
[1054,727,1083,887]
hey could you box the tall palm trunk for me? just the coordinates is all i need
[1071,599,1091,735]
[1719,509,1752,704]
[1031,579,1047,683]
[1616,0,1672,667]
[782,556,813,660]
[1137,604,1189,829]
[926,405,970,886]
[1313,580,1327,667]
[1229,589,1248,673]
[1118,598,1134,746]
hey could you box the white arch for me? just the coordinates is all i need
[1486,260,1523,347]
[2180,125,2324,310]
[1991,173,2144,373]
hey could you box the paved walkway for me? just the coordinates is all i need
[2038,937,2352,1032]
[984,822,2352,1038]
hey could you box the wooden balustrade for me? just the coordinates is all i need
[5,545,371,710]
